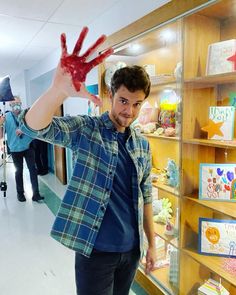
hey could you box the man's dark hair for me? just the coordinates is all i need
[110,65,151,98]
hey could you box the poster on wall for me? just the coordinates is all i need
[199,163,236,201]
[199,218,236,258]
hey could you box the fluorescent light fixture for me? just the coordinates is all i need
[160,29,175,43]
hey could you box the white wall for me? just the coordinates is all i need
[10,72,27,107]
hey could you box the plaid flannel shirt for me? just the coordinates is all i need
[20,111,152,257]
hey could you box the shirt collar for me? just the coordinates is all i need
[100,111,115,130]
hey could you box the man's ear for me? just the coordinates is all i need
[108,90,113,101]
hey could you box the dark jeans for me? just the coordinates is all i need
[32,139,48,173]
[11,147,39,195]
[75,248,140,295]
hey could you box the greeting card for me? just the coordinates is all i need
[199,163,236,201]
[199,218,236,258]
[206,39,236,75]
[207,106,235,140]
[198,278,229,295]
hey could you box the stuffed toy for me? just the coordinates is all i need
[166,159,179,188]
[138,101,159,124]
[133,122,157,134]
[153,198,173,224]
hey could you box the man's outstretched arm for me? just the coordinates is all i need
[25,27,113,130]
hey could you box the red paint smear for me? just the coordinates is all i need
[61,49,113,92]
[60,34,67,57]
[73,27,88,55]
[61,55,90,91]
[60,28,113,92]
[81,35,107,60]
[227,51,236,70]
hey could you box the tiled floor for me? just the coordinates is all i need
[0,157,147,295]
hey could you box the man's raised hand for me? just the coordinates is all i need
[54,27,113,106]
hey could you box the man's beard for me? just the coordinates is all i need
[112,112,134,128]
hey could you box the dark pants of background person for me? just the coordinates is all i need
[32,139,48,175]
[11,147,39,195]
[75,248,140,295]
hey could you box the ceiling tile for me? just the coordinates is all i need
[20,45,57,61]
[49,0,118,26]
[0,0,63,21]
[29,22,83,50]
[0,15,43,45]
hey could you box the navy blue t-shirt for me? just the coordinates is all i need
[94,131,139,252]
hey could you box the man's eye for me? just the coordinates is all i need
[120,99,127,105]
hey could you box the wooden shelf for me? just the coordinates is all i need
[182,138,236,149]
[139,264,176,295]
[185,72,236,88]
[154,222,178,248]
[153,182,180,196]
[135,268,165,295]
[145,134,180,141]
[185,196,236,218]
[183,248,236,286]
[150,78,180,93]
[150,75,176,85]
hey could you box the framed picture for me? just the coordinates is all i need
[199,163,236,201]
[199,218,236,258]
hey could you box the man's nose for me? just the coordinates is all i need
[125,105,133,115]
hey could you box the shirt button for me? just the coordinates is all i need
[109,171,112,175]
[94,225,98,230]
[101,206,105,211]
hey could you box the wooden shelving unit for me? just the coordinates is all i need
[145,134,180,142]
[152,182,179,196]
[98,0,236,294]
[185,72,236,88]
[183,248,236,286]
[185,196,236,218]
[180,1,236,293]
[183,138,236,149]
[154,222,178,248]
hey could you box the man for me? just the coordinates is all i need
[0,97,44,202]
[20,27,156,295]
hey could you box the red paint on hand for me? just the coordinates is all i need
[60,27,113,93]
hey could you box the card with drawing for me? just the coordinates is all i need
[199,163,236,201]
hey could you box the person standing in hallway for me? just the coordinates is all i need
[20,27,157,295]
[0,97,44,202]
[32,138,49,175]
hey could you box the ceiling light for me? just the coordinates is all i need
[129,43,141,52]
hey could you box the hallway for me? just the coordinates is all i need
[0,158,75,295]
[0,158,146,295]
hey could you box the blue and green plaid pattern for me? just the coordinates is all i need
[20,111,152,257]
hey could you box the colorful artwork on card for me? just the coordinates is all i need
[199,163,236,201]
[199,218,236,258]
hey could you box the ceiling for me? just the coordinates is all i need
[0,0,171,79]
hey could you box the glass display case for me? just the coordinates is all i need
[98,0,236,294]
